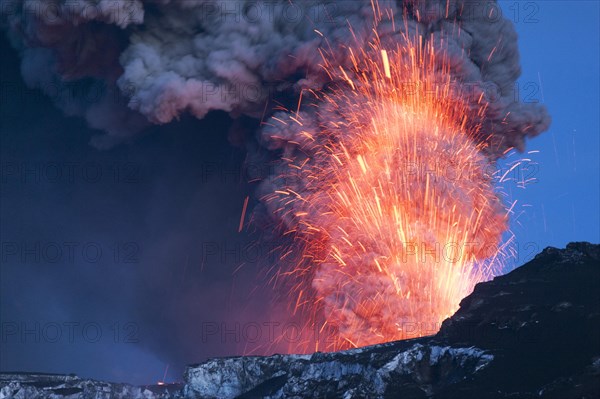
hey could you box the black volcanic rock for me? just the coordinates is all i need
[434,241,600,398]
[1,242,598,398]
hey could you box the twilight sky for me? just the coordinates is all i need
[497,0,599,265]
[1,0,598,386]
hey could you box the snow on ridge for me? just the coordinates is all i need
[185,343,494,398]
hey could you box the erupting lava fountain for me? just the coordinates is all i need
[262,7,511,352]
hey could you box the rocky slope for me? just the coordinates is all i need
[0,373,183,399]
[1,242,598,398]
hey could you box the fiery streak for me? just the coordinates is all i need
[239,196,249,232]
[265,8,507,352]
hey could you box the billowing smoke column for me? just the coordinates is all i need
[2,0,550,351]
[1,1,548,149]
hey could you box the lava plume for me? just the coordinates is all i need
[260,8,511,351]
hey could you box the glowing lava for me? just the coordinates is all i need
[263,13,508,352]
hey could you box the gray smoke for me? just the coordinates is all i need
[1,0,550,151]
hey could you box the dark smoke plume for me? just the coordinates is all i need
[1,0,549,151]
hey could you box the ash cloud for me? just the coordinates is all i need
[1,0,549,152]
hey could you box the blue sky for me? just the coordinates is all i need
[498,0,599,267]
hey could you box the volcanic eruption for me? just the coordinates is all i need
[258,6,519,350]
[1,0,551,358]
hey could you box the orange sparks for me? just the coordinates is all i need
[238,196,249,233]
[265,7,508,353]
[381,49,391,79]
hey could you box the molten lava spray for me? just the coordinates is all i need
[261,10,508,351]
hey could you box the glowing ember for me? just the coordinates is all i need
[263,8,507,352]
